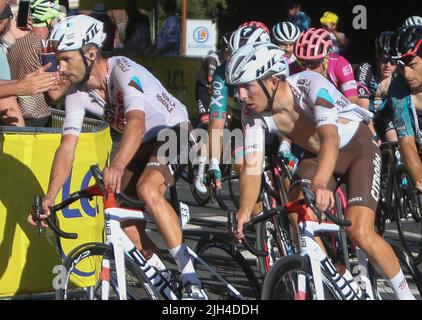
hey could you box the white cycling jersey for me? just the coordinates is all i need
[62,56,189,142]
[243,70,373,154]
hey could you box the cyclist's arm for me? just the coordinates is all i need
[313,124,339,187]
[309,83,340,188]
[208,65,228,161]
[45,134,79,201]
[236,114,265,240]
[334,56,359,103]
[399,137,422,190]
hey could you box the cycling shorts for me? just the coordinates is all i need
[293,123,381,212]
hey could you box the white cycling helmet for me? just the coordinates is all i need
[226,42,288,85]
[404,16,422,27]
[50,15,106,52]
[229,26,271,53]
[271,21,301,43]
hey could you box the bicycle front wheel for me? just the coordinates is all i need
[261,255,338,300]
[194,235,261,300]
[56,242,157,300]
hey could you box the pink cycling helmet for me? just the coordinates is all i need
[240,20,270,34]
[294,27,333,61]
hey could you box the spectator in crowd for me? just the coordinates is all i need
[150,0,180,56]
[90,3,116,52]
[0,0,23,126]
[124,0,151,53]
[7,0,69,127]
[284,0,311,32]
[320,11,348,54]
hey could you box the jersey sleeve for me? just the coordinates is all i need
[307,73,339,127]
[242,108,266,156]
[355,62,373,99]
[210,64,228,120]
[334,56,358,98]
[62,88,87,136]
[111,57,147,114]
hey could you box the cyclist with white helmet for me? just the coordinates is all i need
[228,42,415,300]
[271,21,300,59]
[404,16,422,27]
[27,15,207,300]
[295,27,359,104]
[208,25,271,188]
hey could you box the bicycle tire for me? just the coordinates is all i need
[261,255,338,300]
[395,166,422,265]
[56,242,161,300]
[227,173,240,209]
[194,235,261,300]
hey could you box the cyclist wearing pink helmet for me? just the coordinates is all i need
[295,27,359,104]
[240,20,270,34]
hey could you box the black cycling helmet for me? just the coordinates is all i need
[392,25,422,64]
[375,31,394,57]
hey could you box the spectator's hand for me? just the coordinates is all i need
[17,64,57,95]
[27,195,53,228]
[103,163,125,194]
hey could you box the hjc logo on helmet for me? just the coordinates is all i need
[82,24,100,47]
[256,55,277,78]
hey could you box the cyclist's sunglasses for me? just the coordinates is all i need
[378,55,396,65]
[394,39,422,66]
[297,59,323,69]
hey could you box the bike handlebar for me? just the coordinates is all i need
[227,183,351,257]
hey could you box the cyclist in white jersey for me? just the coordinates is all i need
[227,42,415,299]
[27,15,207,299]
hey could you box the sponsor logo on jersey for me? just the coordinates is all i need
[348,197,363,204]
[371,152,382,201]
[316,88,335,109]
[156,92,176,113]
[128,76,144,93]
[116,58,130,72]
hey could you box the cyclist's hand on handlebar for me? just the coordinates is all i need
[311,182,335,212]
[103,163,124,194]
[235,211,251,243]
[27,196,53,227]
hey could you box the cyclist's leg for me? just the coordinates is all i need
[344,127,415,300]
[119,140,160,253]
[288,156,337,252]
[136,124,207,299]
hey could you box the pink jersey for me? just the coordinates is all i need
[326,53,358,98]
[285,54,304,76]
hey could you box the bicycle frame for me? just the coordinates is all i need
[49,175,247,300]
[291,201,375,300]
